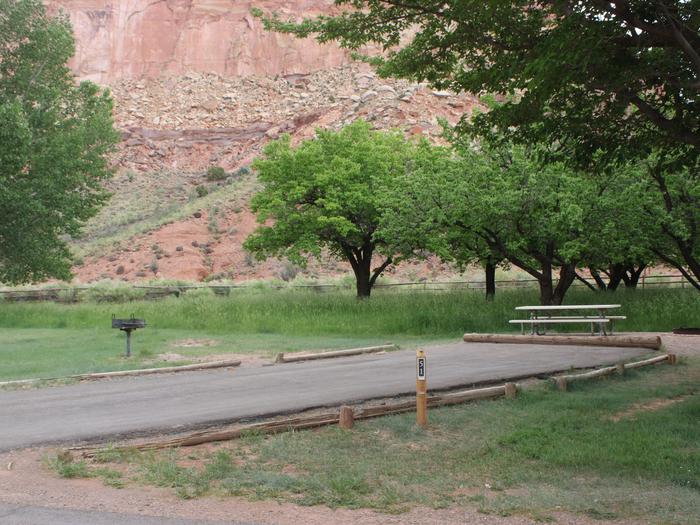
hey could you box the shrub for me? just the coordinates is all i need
[195,185,209,198]
[206,166,227,181]
[234,166,251,178]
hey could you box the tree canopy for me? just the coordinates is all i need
[257,1,700,164]
[0,0,119,284]
[244,120,422,297]
[381,136,656,304]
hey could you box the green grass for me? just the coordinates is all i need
[1,287,697,381]
[0,327,442,382]
[1,287,696,334]
[57,359,700,523]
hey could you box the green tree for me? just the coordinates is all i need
[642,152,700,290]
[0,0,119,283]
[383,137,652,305]
[377,141,503,300]
[244,120,418,297]
[256,1,700,162]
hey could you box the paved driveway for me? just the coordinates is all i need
[0,342,650,451]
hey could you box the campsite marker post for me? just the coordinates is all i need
[416,349,427,427]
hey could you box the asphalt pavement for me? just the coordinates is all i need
[0,342,650,451]
[0,504,258,525]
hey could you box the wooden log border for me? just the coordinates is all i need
[275,344,397,364]
[76,383,515,455]
[553,353,675,391]
[0,359,242,387]
[463,333,662,350]
[75,354,675,456]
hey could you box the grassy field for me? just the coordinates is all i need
[1,287,697,381]
[50,358,700,524]
[0,328,445,382]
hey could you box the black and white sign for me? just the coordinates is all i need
[417,357,426,380]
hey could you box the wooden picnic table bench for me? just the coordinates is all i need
[509,304,625,335]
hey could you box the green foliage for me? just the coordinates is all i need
[257,1,700,163]
[245,120,424,296]
[206,166,227,181]
[256,1,700,292]
[46,453,90,479]
[0,0,119,283]
[195,185,209,198]
[234,165,251,178]
[381,137,654,303]
[639,153,700,290]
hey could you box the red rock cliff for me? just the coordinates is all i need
[46,0,353,82]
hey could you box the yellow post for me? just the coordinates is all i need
[416,349,427,428]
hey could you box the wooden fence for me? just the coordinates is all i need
[0,273,690,303]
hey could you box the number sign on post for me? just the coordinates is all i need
[416,349,427,427]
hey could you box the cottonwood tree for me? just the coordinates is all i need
[256,1,700,162]
[256,1,700,290]
[384,137,649,304]
[642,152,700,290]
[0,0,119,283]
[244,120,421,298]
[377,141,503,299]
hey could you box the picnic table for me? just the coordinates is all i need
[509,304,625,335]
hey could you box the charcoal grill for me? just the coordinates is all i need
[112,315,146,357]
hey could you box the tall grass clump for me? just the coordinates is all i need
[0,287,696,336]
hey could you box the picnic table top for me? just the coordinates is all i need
[514,304,621,311]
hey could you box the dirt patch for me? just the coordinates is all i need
[660,333,700,357]
[152,352,188,362]
[171,339,220,348]
[201,353,270,367]
[608,395,693,422]
[0,447,641,525]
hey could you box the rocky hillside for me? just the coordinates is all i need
[46,1,481,284]
[47,0,357,83]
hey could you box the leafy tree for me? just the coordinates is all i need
[244,120,420,298]
[377,141,503,299]
[0,0,119,283]
[383,137,652,304]
[641,152,700,290]
[256,1,700,162]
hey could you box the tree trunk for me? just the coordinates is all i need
[354,265,372,298]
[340,241,394,299]
[484,260,496,300]
[626,264,646,288]
[538,259,555,305]
[607,264,625,291]
[352,246,373,298]
[552,264,577,305]
[589,268,608,291]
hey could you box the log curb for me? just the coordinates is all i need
[552,353,675,390]
[275,344,397,364]
[0,359,242,387]
[71,354,675,456]
[463,333,662,350]
[75,382,515,454]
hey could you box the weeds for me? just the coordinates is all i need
[1,287,696,335]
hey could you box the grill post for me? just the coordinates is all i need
[112,315,146,358]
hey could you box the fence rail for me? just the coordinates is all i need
[0,273,691,303]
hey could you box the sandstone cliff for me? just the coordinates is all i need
[47,0,353,82]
